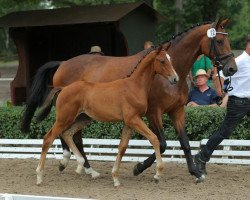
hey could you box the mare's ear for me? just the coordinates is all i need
[215,17,223,30]
[220,19,230,29]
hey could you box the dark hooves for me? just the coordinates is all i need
[59,163,65,172]
[133,163,143,176]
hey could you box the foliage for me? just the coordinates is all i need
[0,0,248,58]
[1,106,250,140]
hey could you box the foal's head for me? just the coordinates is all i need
[153,45,179,84]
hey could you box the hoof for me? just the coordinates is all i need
[91,171,100,179]
[59,163,65,172]
[36,178,43,186]
[84,167,100,178]
[133,163,143,176]
[196,174,205,183]
[153,174,160,183]
[114,181,121,187]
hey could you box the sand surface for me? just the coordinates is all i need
[0,159,249,200]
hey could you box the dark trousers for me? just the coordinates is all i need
[200,95,250,162]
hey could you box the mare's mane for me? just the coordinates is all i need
[161,21,212,45]
[127,22,212,79]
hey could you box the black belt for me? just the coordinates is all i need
[230,95,250,101]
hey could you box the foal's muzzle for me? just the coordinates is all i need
[169,74,179,85]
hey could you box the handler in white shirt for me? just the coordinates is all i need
[194,35,250,175]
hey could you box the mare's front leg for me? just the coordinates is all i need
[169,107,204,183]
[133,110,166,176]
[112,125,132,187]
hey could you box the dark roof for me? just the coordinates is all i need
[0,2,164,28]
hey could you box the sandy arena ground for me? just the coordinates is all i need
[0,159,249,200]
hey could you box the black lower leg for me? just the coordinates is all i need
[73,130,91,169]
[59,137,70,171]
[178,133,201,178]
[133,129,166,176]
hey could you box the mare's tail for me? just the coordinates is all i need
[21,61,61,132]
[35,88,62,123]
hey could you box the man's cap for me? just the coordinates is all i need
[89,46,104,54]
[195,69,209,78]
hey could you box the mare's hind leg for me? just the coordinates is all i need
[73,130,100,178]
[126,117,164,182]
[112,125,132,187]
[61,127,86,175]
[59,113,93,172]
[60,114,97,175]
[36,124,64,185]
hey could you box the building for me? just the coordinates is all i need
[0,2,164,105]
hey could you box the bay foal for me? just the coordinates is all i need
[36,46,179,186]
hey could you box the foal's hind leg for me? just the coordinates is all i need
[112,125,132,187]
[36,124,64,185]
[127,117,164,182]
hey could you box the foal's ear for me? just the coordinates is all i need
[164,43,171,51]
[156,45,163,54]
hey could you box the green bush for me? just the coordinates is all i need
[0,106,250,140]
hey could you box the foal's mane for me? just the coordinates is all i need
[161,21,212,45]
[126,47,157,78]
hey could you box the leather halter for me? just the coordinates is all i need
[208,23,234,70]
[208,23,234,104]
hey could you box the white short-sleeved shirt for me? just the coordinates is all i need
[219,51,250,98]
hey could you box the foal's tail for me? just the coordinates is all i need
[21,61,61,133]
[35,88,62,123]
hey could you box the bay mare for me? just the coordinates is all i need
[35,46,178,186]
[22,18,237,182]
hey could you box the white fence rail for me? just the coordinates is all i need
[0,139,249,165]
[0,193,92,200]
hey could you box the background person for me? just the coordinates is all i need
[188,54,213,88]
[187,69,218,107]
[143,41,154,50]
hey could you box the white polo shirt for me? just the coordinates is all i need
[220,51,250,98]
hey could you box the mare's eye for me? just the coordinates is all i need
[217,40,224,45]
[160,60,164,64]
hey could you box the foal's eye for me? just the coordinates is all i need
[160,60,164,64]
[217,40,224,45]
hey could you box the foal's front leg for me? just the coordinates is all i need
[127,117,164,182]
[112,125,132,187]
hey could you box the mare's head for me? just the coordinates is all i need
[153,44,179,84]
[201,18,237,76]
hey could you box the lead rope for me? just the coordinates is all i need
[216,69,233,105]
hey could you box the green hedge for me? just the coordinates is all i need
[0,106,250,140]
